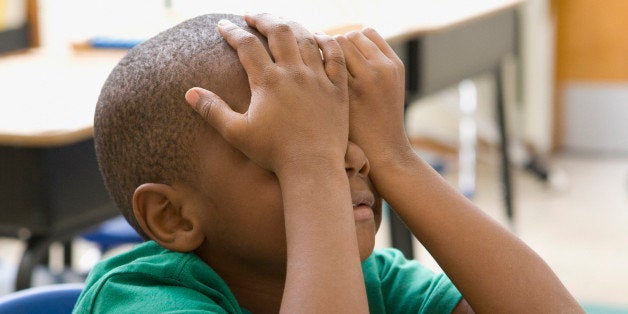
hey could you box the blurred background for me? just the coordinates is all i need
[0,0,626,312]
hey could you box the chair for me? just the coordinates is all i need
[0,283,84,314]
[80,215,143,255]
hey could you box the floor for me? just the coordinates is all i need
[422,152,628,310]
[372,151,628,313]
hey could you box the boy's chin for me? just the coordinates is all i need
[356,223,379,261]
[357,234,377,261]
[359,242,376,261]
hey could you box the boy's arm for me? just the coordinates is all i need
[186,14,368,313]
[338,28,584,313]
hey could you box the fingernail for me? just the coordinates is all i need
[218,19,233,27]
[185,89,200,109]
[243,13,254,24]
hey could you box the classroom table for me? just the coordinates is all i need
[396,1,522,259]
[323,0,524,258]
[0,0,523,289]
[0,48,127,290]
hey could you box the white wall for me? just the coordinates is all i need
[563,83,628,154]
[521,0,555,153]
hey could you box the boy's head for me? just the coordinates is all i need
[95,13,382,269]
[95,13,251,240]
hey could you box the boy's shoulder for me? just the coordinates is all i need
[72,241,246,314]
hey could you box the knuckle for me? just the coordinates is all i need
[260,66,282,85]
[328,53,346,68]
[382,58,405,77]
[197,97,216,122]
[286,66,310,84]
[236,32,260,48]
[271,22,293,37]
[321,44,346,66]
[298,36,317,49]
[367,59,402,80]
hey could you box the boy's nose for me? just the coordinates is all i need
[345,142,370,177]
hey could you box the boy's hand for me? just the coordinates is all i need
[186,15,370,312]
[186,13,349,174]
[337,29,412,171]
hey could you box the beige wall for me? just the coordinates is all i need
[552,0,628,152]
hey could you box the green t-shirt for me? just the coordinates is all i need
[73,241,461,313]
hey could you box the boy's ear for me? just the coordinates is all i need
[132,183,205,252]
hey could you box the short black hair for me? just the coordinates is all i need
[95,13,252,239]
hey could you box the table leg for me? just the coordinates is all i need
[494,65,515,225]
[64,241,73,268]
[386,202,414,259]
[386,39,420,260]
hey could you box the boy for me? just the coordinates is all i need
[74,13,582,313]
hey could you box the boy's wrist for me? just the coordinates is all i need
[275,155,346,181]
[367,145,434,187]
[365,141,417,171]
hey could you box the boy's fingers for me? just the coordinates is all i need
[217,19,273,80]
[185,87,245,144]
[315,34,347,85]
[244,13,300,64]
[336,34,366,77]
[246,13,322,68]
[361,28,401,62]
[294,24,325,69]
[346,30,382,60]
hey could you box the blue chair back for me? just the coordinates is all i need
[0,283,84,314]
[81,215,143,253]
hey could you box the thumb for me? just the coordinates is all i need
[185,87,244,143]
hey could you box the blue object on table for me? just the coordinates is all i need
[88,36,144,49]
[0,283,84,314]
[81,216,142,253]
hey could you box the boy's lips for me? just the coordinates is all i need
[351,191,376,221]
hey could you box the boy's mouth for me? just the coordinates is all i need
[351,191,376,221]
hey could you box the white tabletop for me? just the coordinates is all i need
[360,0,523,42]
[0,48,125,147]
[0,0,523,147]
[177,0,523,42]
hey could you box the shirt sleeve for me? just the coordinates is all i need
[363,248,463,313]
[75,273,231,314]
[73,243,246,314]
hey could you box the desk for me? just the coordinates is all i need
[322,0,523,258]
[0,49,126,290]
